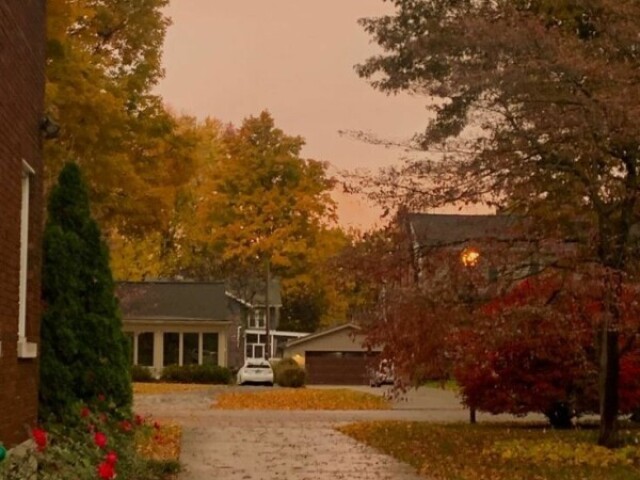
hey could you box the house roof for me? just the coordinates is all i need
[284,323,361,348]
[116,281,230,321]
[225,277,282,307]
[407,213,517,247]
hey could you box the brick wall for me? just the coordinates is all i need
[0,1,46,447]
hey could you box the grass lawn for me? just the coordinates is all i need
[133,382,215,395]
[213,388,390,410]
[422,379,460,392]
[337,421,640,480]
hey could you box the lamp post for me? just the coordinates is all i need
[265,258,271,360]
[461,246,480,424]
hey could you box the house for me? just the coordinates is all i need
[117,282,232,376]
[405,212,521,279]
[283,324,380,385]
[226,278,307,367]
[116,280,309,374]
[400,212,552,296]
[0,1,47,447]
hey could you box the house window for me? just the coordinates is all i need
[125,332,134,364]
[245,333,266,359]
[138,332,154,366]
[183,333,199,365]
[488,266,499,283]
[249,309,266,329]
[203,333,219,366]
[163,333,179,366]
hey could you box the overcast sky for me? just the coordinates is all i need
[156,1,431,229]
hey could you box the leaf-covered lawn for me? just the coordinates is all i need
[214,388,390,410]
[337,421,640,480]
[133,382,215,395]
[135,421,182,462]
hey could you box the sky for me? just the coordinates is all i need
[156,1,431,230]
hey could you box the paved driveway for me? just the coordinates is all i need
[134,386,524,480]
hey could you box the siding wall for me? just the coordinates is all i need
[0,0,47,447]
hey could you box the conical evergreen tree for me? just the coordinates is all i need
[40,162,132,420]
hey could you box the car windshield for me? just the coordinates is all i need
[247,363,270,369]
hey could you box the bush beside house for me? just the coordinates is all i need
[274,358,306,388]
[39,163,132,420]
[160,365,232,384]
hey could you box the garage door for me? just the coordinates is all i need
[305,351,377,385]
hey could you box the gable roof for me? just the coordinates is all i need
[285,323,361,348]
[225,277,282,307]
[407,213,517,247]
[116,281,230,321]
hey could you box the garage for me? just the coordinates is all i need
[283,323,382,385]
[306,351,375,385]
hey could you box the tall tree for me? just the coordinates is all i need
[40,163,131,420]
[358,0,640,445]
[168,112,344,324]
[46,0,196,237]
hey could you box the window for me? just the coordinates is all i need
[138,333,154,366]
[249,309,266,328]
[202,333,219,366]
[163,333,179,366]
[183,333,199,365]
[125,332,134,364]
[17,161,37,358]
[245,332,266,359]
[488,266,499,283]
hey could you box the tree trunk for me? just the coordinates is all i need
[598,329,619,447]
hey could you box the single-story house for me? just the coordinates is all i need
[117,281,231,376]
[117,280,309,374]
[283,323,381,385]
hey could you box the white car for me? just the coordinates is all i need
[237,359,274,386]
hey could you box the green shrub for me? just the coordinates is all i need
[274,358,306,388]
[160,364,232,384]
[131,365,154,383]
[0,401,179,480]
[40,163,132,421]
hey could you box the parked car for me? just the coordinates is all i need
[368,360,395,387]
[237,359,274,386]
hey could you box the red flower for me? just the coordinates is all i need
[97,461,116,479]
[153,421,160,430]
[119,420,132,432]
[134,414,144,426]
[94,432,108,449]
[80,406,91,418]
[98,394,106,402]
[105,451,118,465]
[31,428,47,452]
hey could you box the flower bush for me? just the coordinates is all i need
[0,397,180,480]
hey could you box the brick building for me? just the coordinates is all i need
[0,1,47,447]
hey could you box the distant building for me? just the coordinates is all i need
[0,1,47,447]
[116,279,308,374]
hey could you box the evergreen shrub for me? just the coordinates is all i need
[131,365,155,383]
[39,163,132,420]
[160,364,232,384]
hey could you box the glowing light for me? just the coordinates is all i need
[461,247,480,267]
